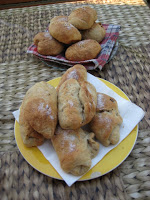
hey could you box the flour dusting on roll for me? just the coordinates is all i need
[58,79,97,129]
[19,81,57,143]
[49,16,81,44]
[89,93,123,146]
[56,64,87,92]
[33,32,64,56]
[68,6,97,30]
[65,39,101,61]
[51,126,99,176]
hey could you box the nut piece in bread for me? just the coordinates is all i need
[65,39,101,61]
[58,79,97,129]
[33,32,64,56]
[49,16,81,44]
[19,81,57,140]
[68,6,97,30]
[56,64,87,92]
[81,22,106,43]
[89,93,123,146]
[51,126,99,176]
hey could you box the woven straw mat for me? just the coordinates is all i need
[0,150,129,200]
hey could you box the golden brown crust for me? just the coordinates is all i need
[58,79,97,129]
[89,93,123,146]
[79,81,97,126]
[81,22,106,42]
[65,39,101,61]
[68,6,97,30]
[20,82,57,141]
[96,93,118,111]
[19,123,45,147]
[49,17,81,44]
[56,64,87,92]
[85,131,100,159]
[19,99,45,147]
[58,79,83,129]
[33,32,64,56]
[51,126,99,176]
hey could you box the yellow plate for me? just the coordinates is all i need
[15,77,138,181]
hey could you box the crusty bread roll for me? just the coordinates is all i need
[49,17,81,44]
[56,64,87,92]
[33,32,64,56]
[65,39,101,61]
[58,79,97,129]
[89,93,123,146]
[51,126,99,176]
[19,81,57,141]
[81,22,106,43]
[19,105,45,147]
[68,6,97,30]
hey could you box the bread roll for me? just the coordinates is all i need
[49,17,81,44]
[56,64,87,92]
[68,6,97,30]
[89,93,123,146]
[33,32,64,55]
[19,81,57,140]
[81,22,106,43]
[51,126,99,176]
[65,39,101,61]
[58,79,97,129]
[19,104,45,147]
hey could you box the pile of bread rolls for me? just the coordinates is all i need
[33,6,106,61]
[19,64,122,176]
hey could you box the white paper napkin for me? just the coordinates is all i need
[13,73,145,187]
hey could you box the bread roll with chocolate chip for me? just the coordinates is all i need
[19,81,57,141]
[68,6,97,30]
[89,93,123,146]
[33,32,64,56]
[81,22,106,43]
[51,126,99,176]
[65,39,101,61]
[49,17,81,44]
[56,64,87,92]
[58,79,97,129]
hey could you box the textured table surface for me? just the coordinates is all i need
[0,0,150,199]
